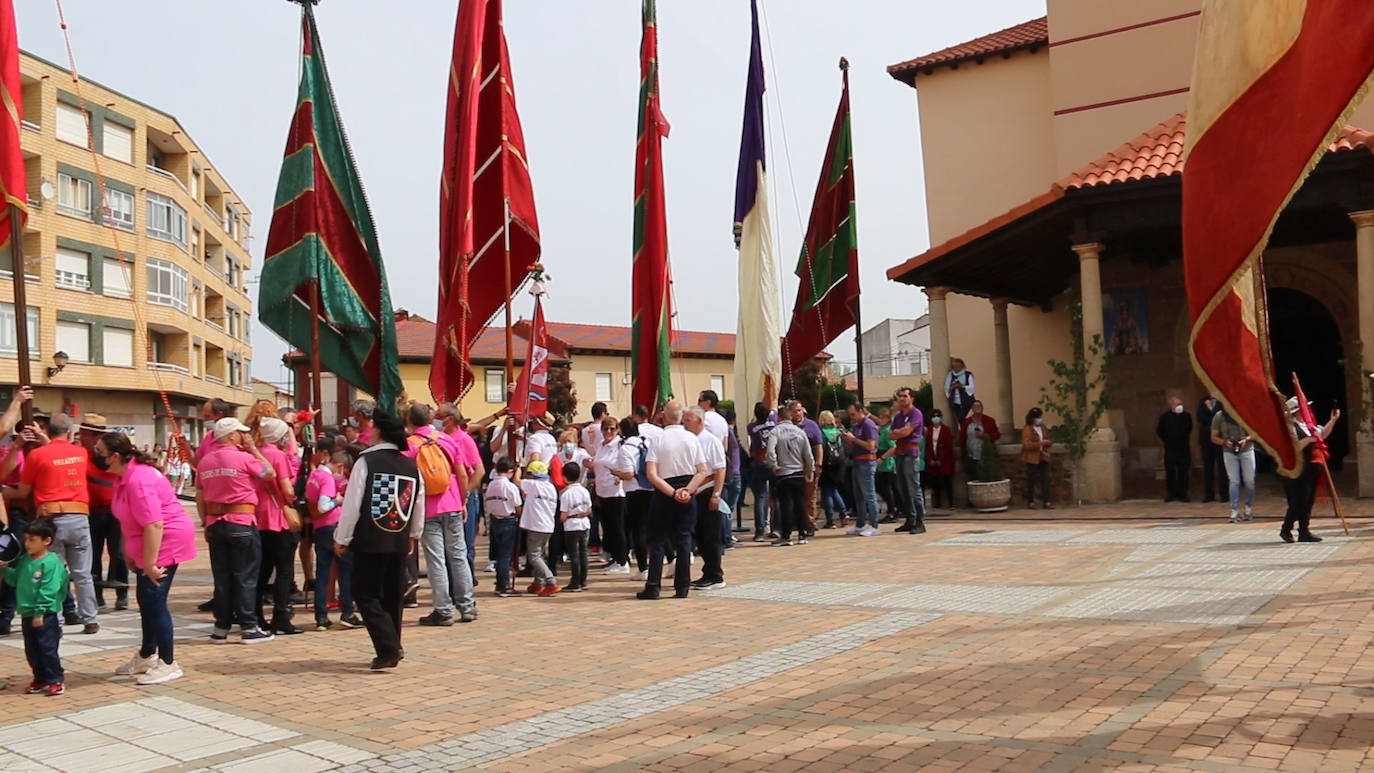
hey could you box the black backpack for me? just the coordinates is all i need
[823,432,845,469]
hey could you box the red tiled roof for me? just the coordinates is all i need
[888,111,1374,282]
[1059,112,1374,189]
[888,17,1047,83]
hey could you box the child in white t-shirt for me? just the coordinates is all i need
[558,462,593,592]
[519,460,560,596]
[484,458,523,596]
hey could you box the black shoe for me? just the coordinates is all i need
[1279,531,1295,543]
[369,654,401,671]
[674,590,690,599]
[338,614,364,629]
[690,579,712,589]
[1297,532,1323,543]
[96,596,107,609]
[418,611,454,627]
[1178,497,1191,503]
[288,591,306,604]
[274,621,305,635]
[636,589,660,600]
[114,593,128,611]
[197,599,215,613]
[1202,497,1215,503]
[63,611,79,626]
[0,619,9,636]
[910,524,927,535]
[894,523,911,533]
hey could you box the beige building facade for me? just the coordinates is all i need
[3,52,255,445]
[887,2,1374,500]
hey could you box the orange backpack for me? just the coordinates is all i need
[408,434,452,496]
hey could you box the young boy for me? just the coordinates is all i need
[519,460,559,597]
[559,462,592,592]
[0,519,68,696]
[307,449,358,630]
[483,458,522,596]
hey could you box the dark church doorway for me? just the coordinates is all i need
[1267,287,1348,469]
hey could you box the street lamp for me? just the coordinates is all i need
[46,351,69,380]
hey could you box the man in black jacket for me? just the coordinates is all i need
[1156,397,1194,502]
[334,410,422,671]
[1196,395,1225,502]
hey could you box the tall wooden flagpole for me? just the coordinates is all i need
[9,205,31,423]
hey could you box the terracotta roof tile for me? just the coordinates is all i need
[1059,112,1374,190]
[888,17,1047,82]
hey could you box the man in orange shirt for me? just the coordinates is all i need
[16,413,98,634]
[79,414,126,611]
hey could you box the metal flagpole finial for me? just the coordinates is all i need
[285,0,320,5]
[838,57,849,72]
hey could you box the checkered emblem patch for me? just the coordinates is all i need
[369,473,418,533]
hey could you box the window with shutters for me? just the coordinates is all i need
[103,122,133,164]
[55,247,90,291]
[57,173,91,219]
[485,368,505,403]
[0,304,38,359]
[103,257,132,299]
[710,375,725,397]
[595,372,613,401]
[56,321,91,363]
[102,327,134,367]
[146,192,187,248]
[56,103,89,147]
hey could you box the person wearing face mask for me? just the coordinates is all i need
[1020,407,1054,509]
[923,409,955,510]
[1156,396,1194,503]
[554,430,590,488]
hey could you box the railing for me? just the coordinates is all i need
[205,374,225,385]
[21,120,39,132]
[148,362,190,375]
[206,320,223,331]
[205,261,224,279]
[26,196,40,210]
[146,164,189,194]
[203,202,223,226]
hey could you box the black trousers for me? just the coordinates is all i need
[926,473,954,509]
[257,529,297,625]
[626,490,652,572]
[693,491,723,584]
[773,474,806,540]
[1025,462,1050,505]
[89,510,128,602]
[206,521,260,631]
[351,550,405,659]
[596,495,628,566]
[1282,460,1320,535]
[1164,451,1190,500]
[645,477,696,596]
[1200,443,1226,500]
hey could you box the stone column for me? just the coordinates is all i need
[1070,241,1121,502]
[924,286,951,412]
[1351,211,1374,497]
[991,298,1014,432]
[1071,242,1110,429]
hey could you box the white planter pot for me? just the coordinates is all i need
[967,478,1011,512]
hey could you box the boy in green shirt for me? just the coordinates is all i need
[1,518,68,696]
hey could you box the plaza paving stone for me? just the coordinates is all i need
[2,497,1374,770]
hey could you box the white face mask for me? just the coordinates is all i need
[1173,404,1184,414]
[562,442,576,455]
[1033,418,1043,426]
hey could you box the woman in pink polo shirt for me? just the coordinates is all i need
[98,432,196,686]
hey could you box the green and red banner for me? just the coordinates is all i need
[1184,0,1374,476]
[432,0,541,404]
[632,0,673,411]
[0,0,27,253]
[260,3,401,409]
[782,59,859,376]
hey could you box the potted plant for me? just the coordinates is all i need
[967,434,1011,512]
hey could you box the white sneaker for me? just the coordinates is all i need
[136,660,184,685]
[859,526,878,537]
[1243,506,1254,521]
[632,570,647,581]
[485,561,497,573]
[845,527,862,536]
[115,652,158,676]
[603,563,630,575]
[1228,511,1239,523]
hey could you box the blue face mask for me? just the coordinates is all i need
[931,417,942,425]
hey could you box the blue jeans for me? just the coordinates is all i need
[312,524,354,621]
[136,564,178,664]
[893,455,926,524]
[421,512,475,616]
[748,470,772,535]
[852,464,879,528]
[206,520,261,633]
[1224,448,1257,512]
[464,490,480,572]
[23,612,62,685]
[820,486,846,525]
[488,517,519,591]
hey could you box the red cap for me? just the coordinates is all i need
[296,410,313,423]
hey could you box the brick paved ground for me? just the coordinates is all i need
[2,498,1373,772]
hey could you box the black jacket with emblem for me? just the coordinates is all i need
[349,447,421,554]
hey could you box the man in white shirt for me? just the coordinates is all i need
[697,390,729,446]
[637,401,707,600]
[523,416,557,464]
[686,407,728,590]
[580,402,608,457]
[634,404,664,443]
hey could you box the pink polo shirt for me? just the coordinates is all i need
[305,467,341,528]
[193,430,216,466]
[404,426,464,519]
[447,427,482,476]
[113,459,197,569]
[197,445,264,527]
[1,442,24,486]
[253,444,294,532]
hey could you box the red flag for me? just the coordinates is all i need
[508,294,548,422]
[0,0,28,251]
[631,0,673,411]
[1184,1,1374,476]
[432,0,540,404]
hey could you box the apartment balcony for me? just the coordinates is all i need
[147,362,190,376]
[146,164,188,195]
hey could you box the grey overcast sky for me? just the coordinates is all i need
[17,0,1044,390]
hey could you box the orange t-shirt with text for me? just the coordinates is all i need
[21,439,91,506]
